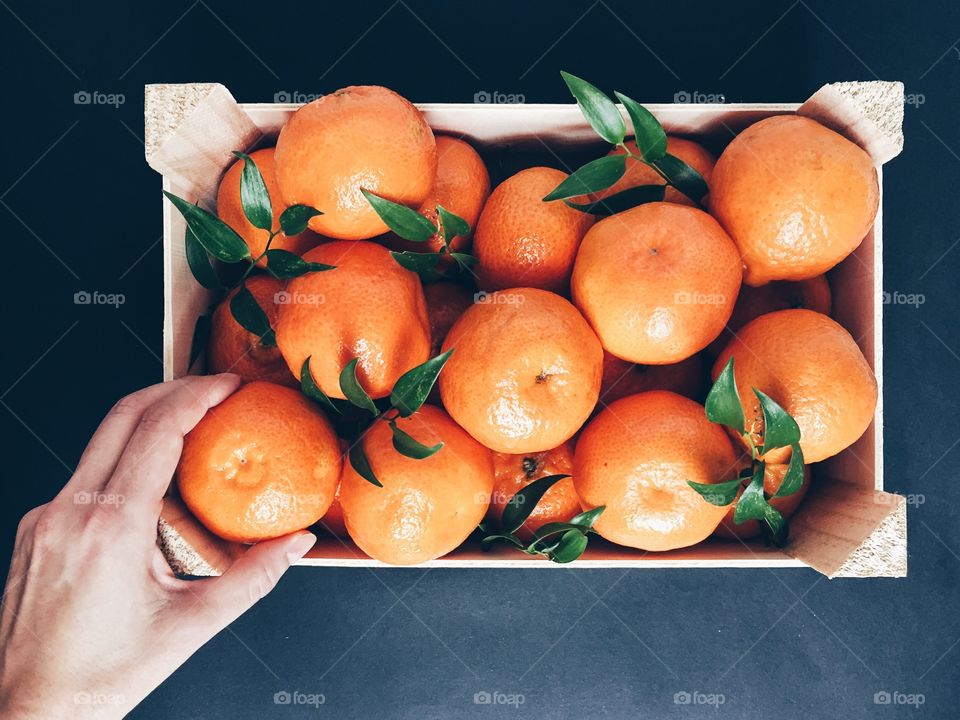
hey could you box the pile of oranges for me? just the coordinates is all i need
[170,77,879,566]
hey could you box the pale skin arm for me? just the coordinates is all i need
[0,374,316,719]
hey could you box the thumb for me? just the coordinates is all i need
[187,531,315,633]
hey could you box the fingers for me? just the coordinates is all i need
[184,532,315,636]
[60,381,191,501]
[105,374,241,517]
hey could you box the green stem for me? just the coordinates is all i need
[618,144,705,210]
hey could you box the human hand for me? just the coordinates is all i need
[0,374,316,719]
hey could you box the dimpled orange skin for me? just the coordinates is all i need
[713,309,878,464]
[207,275,297,388]
[710,115,879,287]
[704,275,832,361]
[275,241,430,400]
[339,405,494,565]
[599,351,706,406]
[473,167,595,294]
[176,381,341,543]
[592,137,716,207]
[274,86,437,240]
[318,481,349,538]
[571,202,742,365]
[487,441,581,541]
[380,136,490,256]
[217,147,320,266]
[574,391,738,551]
[439,288,603,454]
[713,463,811,540]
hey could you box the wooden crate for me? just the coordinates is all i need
[146,82,906,578]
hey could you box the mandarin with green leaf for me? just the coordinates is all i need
[275,240,430,400]
[339,405,494,565]
[574,390,738,551]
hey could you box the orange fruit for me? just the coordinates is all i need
[713,309,877,464]
[439,287,603,453]
[705,275,832,361]
[599,351,705,406]
[274,86,437,240]
[487,441,580,540]
[713,463,811,540]
[593,136,715,206]
[380,136,490,255]
[339,405,494,565]
[424,281,475,358]
[710,115,879,286]
[574,391,739,551]
[275,241,430,400]
[177,381,341,543]
[571,202,742,364]
[473,167,595,294]
[206,274,296,387]
[217,147,320,265]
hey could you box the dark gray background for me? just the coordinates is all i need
[1,1,957,717]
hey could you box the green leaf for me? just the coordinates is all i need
[299,356,339,414]
[543,155,627,201]
[390,251,443,275]
[567,505,605,530]
[265,249,335,279]
[774,443,805,498]
[753,388,801,453]
[705,357,745,434]
[349,442,381,487]
[501,474,570,535]
[652,153,709,204]
[390,421,443,459]
[390,349,454,417]
[450,252,478,270]
[437,205,470,244]
[164,191,251,262]
[530,522,588,543]
[564,184,666,216]
[687,477,742,507]
[550,530,590,564]
[614,92,667,163]
[361,189,436,242]
[733,465,767,524]
[762,504,789,546]
[278,204,322,236]
[560,71,626,145]
[229,284,275,347]
[189,314,211,370]
[232,151,273,231]
[338,358,378,415]
[184,226,222,289]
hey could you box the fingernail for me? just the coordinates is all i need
[286,531,316,562]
